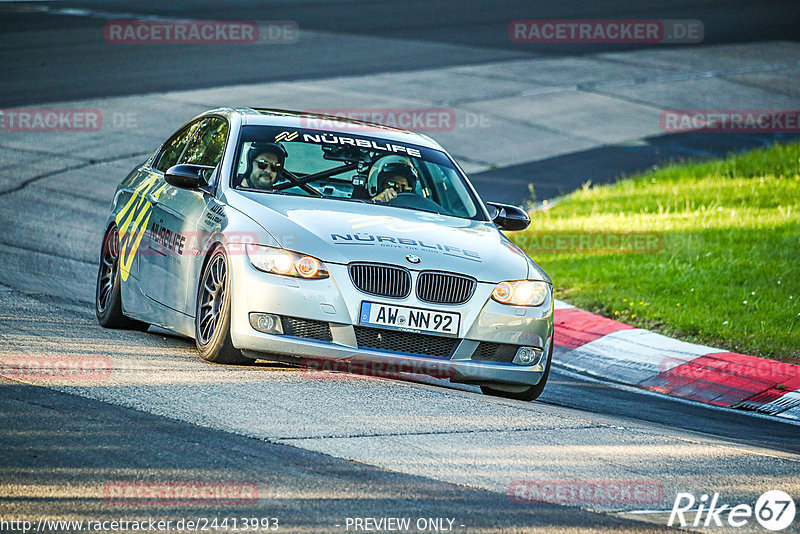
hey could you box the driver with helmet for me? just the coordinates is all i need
[370,161,418,202]
[238,142,288,189]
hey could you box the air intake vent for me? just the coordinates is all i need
[281,317,332,342]
[473,342,518,363]
[354,326,458,359]
[416,271,476,305]
[349,263,411,299]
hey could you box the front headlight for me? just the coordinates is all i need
[492,280,548,307]
[246,245,329,279]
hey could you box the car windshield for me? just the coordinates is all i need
[231,125,482,220]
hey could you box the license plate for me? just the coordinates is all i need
[359,302,460,336]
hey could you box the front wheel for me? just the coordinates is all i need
[480,342,553,401]
[195,247,252,365]
[96,225,149,330]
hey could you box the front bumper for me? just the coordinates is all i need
[228,259,554,387]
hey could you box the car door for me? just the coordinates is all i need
[122,119,202,319]
[143,116,230,316]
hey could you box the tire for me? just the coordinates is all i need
[96,225,150,330]
[480,342,553,401]
[195,247,252,364]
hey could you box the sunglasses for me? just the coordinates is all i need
[385,180,413,193]
[255,159,282,172]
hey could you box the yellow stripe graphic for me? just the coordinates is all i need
[114,175,164,282]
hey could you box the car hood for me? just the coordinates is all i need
[227,192,547,283]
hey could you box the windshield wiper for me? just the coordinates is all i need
[373,203,443,215]
[324,196,371,204]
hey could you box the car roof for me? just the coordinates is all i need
[206,107,446,151]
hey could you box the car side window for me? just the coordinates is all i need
[154,120,202,173]
[180,117,229,167]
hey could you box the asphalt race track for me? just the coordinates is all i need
[2,0,799,106]
[1,2,799,533]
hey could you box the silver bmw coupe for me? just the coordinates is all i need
[96,108,554,400]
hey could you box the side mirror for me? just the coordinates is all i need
[165,164,215,189]
[486,202,530,231]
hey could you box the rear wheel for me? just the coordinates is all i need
[195,247,252,364]
[96,225,149,330]
[480,342,553,401]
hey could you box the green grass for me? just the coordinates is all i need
[511,142,800,363]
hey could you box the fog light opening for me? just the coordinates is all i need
[249,313,284,335]
[514,346,542,366]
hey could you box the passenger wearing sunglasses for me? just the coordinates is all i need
[239,142,287,190]
[371,162,418,202]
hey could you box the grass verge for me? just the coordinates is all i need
[511,142,800,363]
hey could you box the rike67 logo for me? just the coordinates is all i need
[669,490,795,531]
